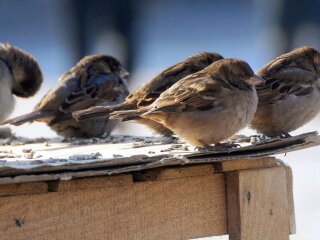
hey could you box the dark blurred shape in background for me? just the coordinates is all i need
[70,0,136,70]
[1,0,320,82]
[280,0,320,51]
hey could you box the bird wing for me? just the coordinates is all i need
[60,73,125,113]
[256,65,317,105]
[135,55,220,108]
[132,63,190,108]
[146,75,226,113]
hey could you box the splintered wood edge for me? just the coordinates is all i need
[0,157,280,185]
[0,132,318,179]
[0,157,281,194]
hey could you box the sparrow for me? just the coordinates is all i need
[2,54,129,138]
[110,59,263,149]
[73,52,223,136]
[250,46,320,137]
[0,43,43,122]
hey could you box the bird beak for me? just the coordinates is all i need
[120,67,129,78]
[245,75,264,86]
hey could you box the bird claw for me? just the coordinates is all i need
[195,142,240,152]
[280,133,292,138]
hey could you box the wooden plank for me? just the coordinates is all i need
[226,170,241,238]
[0,182,48,197]
[0,172,227,240]
[0,158,277,185]
[133,164,214,182]
[226,167,290,240]
[1,132,319,184]
[285,166,296,234]
[47,174,132,192]
[213,157,278,172]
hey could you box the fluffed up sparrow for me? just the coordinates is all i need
[2,54,129,138]
[0,43,43,121]
[251,46,320,137]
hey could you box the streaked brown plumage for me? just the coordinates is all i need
[111,59,262,148]
[73,52,223,136]
[2,54,129,138]
[0,43,43,121]
[251,46,320,137]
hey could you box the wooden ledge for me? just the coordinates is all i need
[0,133,312,239]
[0,160,294,240]
[0,131,318,185]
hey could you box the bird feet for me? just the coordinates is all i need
[280,132,292,138]
[195,141,240,152]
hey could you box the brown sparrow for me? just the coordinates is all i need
[111,59,263,148]
[2,54,129,138]
[0,43,43,121]
[73,52,223,136]
[251,46,320,137]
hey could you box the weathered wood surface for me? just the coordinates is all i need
[286,166,296,234]
[0,182,48,197]
[213,156,278,172]
[226,167,291,240]
[0,166,227,240]
[0,132,318,184]
[0,163,295,240]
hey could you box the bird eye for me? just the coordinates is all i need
[271,82,280,90]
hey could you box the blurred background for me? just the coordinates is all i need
[0,0,319,239]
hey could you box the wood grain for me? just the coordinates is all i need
[133,164,214,182]
[47,174,132,192]
[0,172,227,240]
[285,166,296,234]
[0,182,48,197]
[214,157,278,172]
[226,167,290,240]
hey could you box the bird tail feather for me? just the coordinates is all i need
[1,111,51,126]
[73,103,133,121]
[109,108,146,121]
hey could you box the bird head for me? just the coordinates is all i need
[214,58,262,89]
[75,54,130,97]
[187,52,224,70]
[97,55,130,95]
[78,54,129,78]
[101,55,129,78]
[283,46,320,74]
[0,43,43,98]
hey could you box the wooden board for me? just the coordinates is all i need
[47,174,132,192]
[286,166,296,234]
[226,167,290,240]
[0,182,48,197]
[0,132,318,185]
[213,157,279,172]
[0,166,227,240]
[0,163,296,240]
